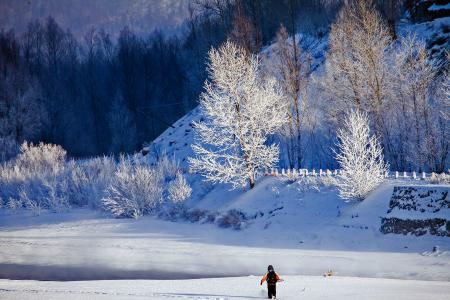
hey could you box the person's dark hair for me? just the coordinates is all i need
[268,265,274,272]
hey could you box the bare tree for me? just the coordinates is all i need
[228,0,261,54]
[271,25,311,168]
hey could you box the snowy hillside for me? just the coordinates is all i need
[138,15,449,170]
[136,33,328,169]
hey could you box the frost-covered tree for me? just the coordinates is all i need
[189,41,287,189]
[335,110,388,201]
[322,0,392,136]
[168,172,192,203]
[389,35,444,171]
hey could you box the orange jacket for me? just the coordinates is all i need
[260,272,281,285]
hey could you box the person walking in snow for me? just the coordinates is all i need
[260,265,283,299]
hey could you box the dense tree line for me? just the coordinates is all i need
[0,18,189,159]
[0,0,342,161]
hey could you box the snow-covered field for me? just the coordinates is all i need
[2,275,450,300]
[0,178,449,299]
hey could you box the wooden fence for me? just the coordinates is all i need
[251,168,449,180]
[185,167,449,181]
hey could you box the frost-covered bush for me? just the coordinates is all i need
[168,172,192,203]
[157,153,179,182]
[18,189,41,215]
[7,197,22,212]
[102,158,164,219]
[66,157,115,207]
[102,154,191,219]
[42,177,70,212]
[0,142,191,217]
[335,111,388,201]
[15,142,66,176]
[0,142,117,212]
[0,142,71,211]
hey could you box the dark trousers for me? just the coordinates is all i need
[268,284,276,299]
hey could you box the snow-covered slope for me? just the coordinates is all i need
[137,107,201,169]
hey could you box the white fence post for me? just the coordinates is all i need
[282,168,285,176]
[395,171,399,179]
[422,172,426,180]
[292,169,297,177]
[412,171,416,179]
